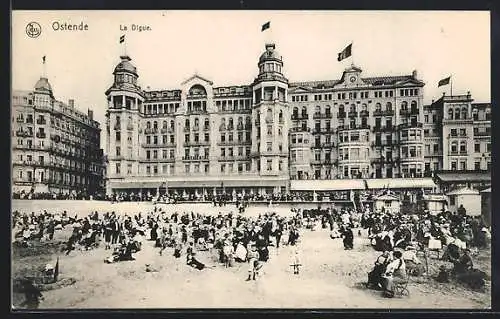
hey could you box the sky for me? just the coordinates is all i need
[12,10,490,151]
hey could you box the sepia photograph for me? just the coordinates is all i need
[11,10,491,309]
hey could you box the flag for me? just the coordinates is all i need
[42,56,46,64]
[438,76,451,87]
[53,256,59,282]
[261,21,270,32]
[119,35,125,44]
[337,43,352,62]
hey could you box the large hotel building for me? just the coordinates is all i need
[11,78,105,195]
[105,43,491,196]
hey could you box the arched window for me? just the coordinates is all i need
[350,104,356,112]
[228,118,234,129]
[246,116,251,125]
[455,108,460,120]
[460,141,467,153]
[194,118,199,127]
[204,118,209,129]
[386,102,392,111]
[266,108,273,123]
[293,107,298,118]
[170,120,175,129]
[461,107,468,119]
[375,103,381,111]
[411,101,418,112]
[448,108,454,120]
[325,105,331,116]
[339,104,345,113]
[238,117,243,125]
[301,106,307,116]
[185,119,190,129]
[146,121,151,129]
[220,118,226,130]
[279,110,283,123]
[162,120,167,129]
[362,104,367,111]
[153,121,158,129]
[315,105,321,114]
[401,101,408,110]
[128,116,132,126]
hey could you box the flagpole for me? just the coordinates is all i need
[350,42,354,66]
[42,56,46,78]
[450,74,453,96]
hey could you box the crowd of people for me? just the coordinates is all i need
[361,203,491,297]
[12,194,491,308]
[13,190,106,201]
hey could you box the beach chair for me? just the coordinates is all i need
[393,270,410,297]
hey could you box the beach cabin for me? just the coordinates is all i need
[373,193,401,214]
[421,194,448,215]
[446,187,481,216]
[480,187,491,226]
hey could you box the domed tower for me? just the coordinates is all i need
[251,43,290,182]
[105,55,144,194]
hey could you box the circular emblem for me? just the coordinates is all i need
[350,76,356,83]
[26,22,42,38]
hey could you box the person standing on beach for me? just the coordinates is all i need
[20,279,43,309]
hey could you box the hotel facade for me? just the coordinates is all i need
[105,43,491,196]
[11,78,105,195]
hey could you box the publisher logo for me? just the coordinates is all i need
[26,22,42,38]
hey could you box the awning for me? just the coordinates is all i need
[109,176,288,189]
[365,178,436,190]
[436,171,491,183]
[422,194,448,202]
[290,179,365,191]
[446,187,480,196]
[374,194,400,201]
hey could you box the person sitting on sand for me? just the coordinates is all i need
[367,250,393,290]
[381,250,406,298]
[186,250,206,270]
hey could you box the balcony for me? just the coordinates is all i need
[185,140,211,147]
[36,119,47,125]
[348,111,358,118]
[16,131,34,137]
[337,112,346,119]
[373,109,395,117]
[182,155,209,161]
[373,125,396,132]
[475,131,491,137]
[313,113,332,119]
[36,132,46,138]
[337,124,370,131]
[16,118,24,123]
[371,157,395,164]
[398,122,423,129]
[290,126,311,133]
[449,151,469,156]
[292,114,309,120]
[360,110,369,117]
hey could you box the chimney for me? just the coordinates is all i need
[68,99,74,108]
[88,109,93,120]
[412,70,417,78]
